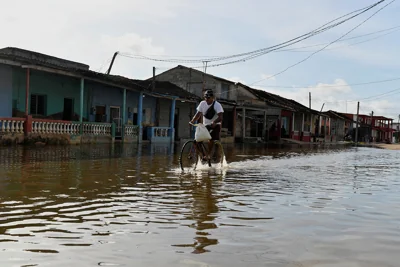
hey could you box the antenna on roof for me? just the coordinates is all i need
[106,51,119,75]
[202,61,209,92]
[152,66,155,91]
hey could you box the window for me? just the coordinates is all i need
[30,94,46,116]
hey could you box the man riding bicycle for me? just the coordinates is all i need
[189,89,224,161]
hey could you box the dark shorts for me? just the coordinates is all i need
[206,124,221,140]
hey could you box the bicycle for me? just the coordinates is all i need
[179,123,225,171]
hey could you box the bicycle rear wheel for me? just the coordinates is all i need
[179,140,199,171]
[210,141,225,167]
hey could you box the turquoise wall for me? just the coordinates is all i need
[0,64,13,117]
[12,68,88,120]
[9,66,160,125]
[88,81,157,125]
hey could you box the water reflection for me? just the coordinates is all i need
[182,175,220,254]
[0,144,400,266]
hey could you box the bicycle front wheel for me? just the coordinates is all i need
[179,140,199,171]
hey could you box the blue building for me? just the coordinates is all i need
[0,47,199,145]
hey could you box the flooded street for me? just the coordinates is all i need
[0,143,399,267]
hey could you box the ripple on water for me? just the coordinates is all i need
[0,145,399,266]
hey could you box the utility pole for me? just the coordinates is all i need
[106,51,119,75]
[152,67,156,91]
[309,92,311,109]
[355,102,360,146]
[317,103,325,137]
[370,111,374,142]
[398,114,400,143]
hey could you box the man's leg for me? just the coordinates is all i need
[194,141,207,161]
[207,140,214,159]
[206,124,221,159]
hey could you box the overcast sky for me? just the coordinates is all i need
[2,0,399,120]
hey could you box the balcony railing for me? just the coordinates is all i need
[124,125,139,137]
[32,119,79,135]
[0,118,25,134]
[81,122,112,136]
[146,127,172,143]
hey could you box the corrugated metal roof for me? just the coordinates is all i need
[323,110,353,121]
[238,83,324,114]
[237,83,295,111]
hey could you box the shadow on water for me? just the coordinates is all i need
[0,143,400,266]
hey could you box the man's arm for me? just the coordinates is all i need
[211,112,223,126]
[189,111,202,124]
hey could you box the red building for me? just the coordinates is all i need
[340,113,394,142]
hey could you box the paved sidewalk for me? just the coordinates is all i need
[372,143,400,150]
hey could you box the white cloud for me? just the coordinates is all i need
[0,0,398,119]
[256,78,399,119]
[326,44,400,68]
[256,78,353,105]
[0,0,186,79]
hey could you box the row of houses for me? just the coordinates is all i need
[0,47,395,145]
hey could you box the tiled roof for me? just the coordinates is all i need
[153,66,322,111]
[153,65,237,85]
[134,80,200,100]
[77,70,146,91]
[0,47,89,71]
[0,47,198,100]
[79,72,200,100]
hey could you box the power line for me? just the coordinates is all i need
[115,25,400,59]
[121,21,399,75]
[119,0,386,67]
[278,27,400,53]
[358,90,400,102]
[208,0,394,98]
[322,86,400,105]
[249,0,394,86]
[127,24,399,72]
[256,76,400,89]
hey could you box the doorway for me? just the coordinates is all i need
[63,98,74,121]
[110,106,121,138]
[174,108,179,141]
[95,106,106,122]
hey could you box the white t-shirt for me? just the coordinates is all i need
[196,100,224,126]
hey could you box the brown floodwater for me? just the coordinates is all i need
[0,143,399,267]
